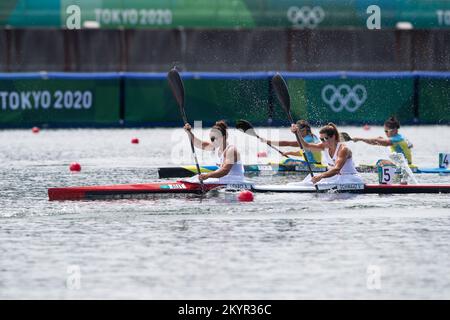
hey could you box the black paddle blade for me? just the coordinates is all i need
[272,73,291,115]
[236,119,253,131]
[340,132,352,142]
[236,119,257,137]
[167,68,187,122]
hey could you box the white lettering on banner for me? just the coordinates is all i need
[321,84,367,112]
[83,92,92,109]
[129,10,138,25]
[0,91,93,111]
[94,9,102,23]
[41,91,51,109]
[54,91,63,109]
[9,92,19,110]
[436,10,450,26]
[102,9,111,24]
[93,8,172,26]
[0,92,7,109]
[64,91,73,109]
[20,92,32,109]
[32,91,41,109]
[74,91,82,109]
[111,9,121,24]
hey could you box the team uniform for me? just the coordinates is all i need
[184,145,246,184]
[281,134,323,165]
[303,135,322,164]
[389,134,413,164]
[293,142,363,186]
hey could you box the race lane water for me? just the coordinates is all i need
[0,126,449,299]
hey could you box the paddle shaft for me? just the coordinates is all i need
[236,120,288,158]
[271,73,318,191]
[167,69,205,193]
[254,133,288,158]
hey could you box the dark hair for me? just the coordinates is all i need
[212,120,228,137]
[296,120,312,135]
[384,116,400,129]
[319,122,340,141]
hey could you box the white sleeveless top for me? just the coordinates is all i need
[216,145,245,182]
[323,142,358,175]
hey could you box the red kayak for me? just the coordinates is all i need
[48,181,450,201]
[48,181,222,201]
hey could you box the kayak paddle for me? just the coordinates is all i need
[167,68,205,193]
[236,119,288,158]
[271,73,318,191]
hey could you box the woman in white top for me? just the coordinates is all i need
[291,122,363,185]
[183,120,245,184]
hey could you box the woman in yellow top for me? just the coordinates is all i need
[352,117,413,164]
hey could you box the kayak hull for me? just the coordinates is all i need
[49,182,450,201]
[252,184,450,194]
[48,182,221,201]
[157,164,449,178]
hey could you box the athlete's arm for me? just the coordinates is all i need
[353,136,392,146]
[283,150,303,157]
[312,146,350,182]
[260,138,299,147]
[184,123,215,151]
[199,147,237,180]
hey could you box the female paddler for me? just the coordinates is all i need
[351,117,413,165]
[260,120,322,165]
[183,120,245,184]
[291,122,363,185]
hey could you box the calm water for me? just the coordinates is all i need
[0,126,449,299]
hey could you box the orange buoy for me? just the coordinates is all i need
[363,124,371,131]
[32,127,40,133]
[69,162,81,172]
[238,190,254,202]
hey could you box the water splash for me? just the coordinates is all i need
[389,153,419,184]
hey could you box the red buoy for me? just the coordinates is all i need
[32,127,40,133]
[131,138,139,144]
[257,151,268,158]
[363,124,371,131]
[238,190,254,202]
[69,162,81,172]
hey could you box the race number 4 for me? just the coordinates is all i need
[439,153,449,168]
[378,166,395,184]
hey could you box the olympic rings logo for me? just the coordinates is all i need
[287,6,325,28]
[321,84,368,113]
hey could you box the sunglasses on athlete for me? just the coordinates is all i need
[384,129,395,133]
[320,136,331,142]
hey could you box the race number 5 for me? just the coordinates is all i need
[378,166,395,184]
[439,153,449,168]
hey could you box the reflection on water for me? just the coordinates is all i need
[0,126,449,299]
